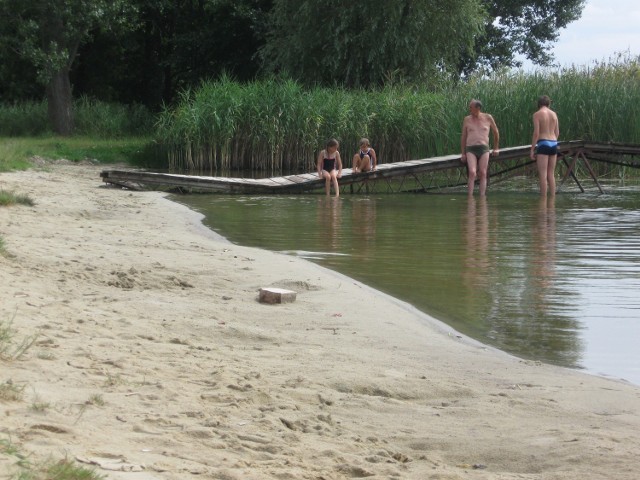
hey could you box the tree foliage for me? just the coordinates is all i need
[0,0,134,82]
[460,0,585,73]
[260,0,486,88]
[0,0,587,122]
[0,0,134,134]
[69,0,271,107]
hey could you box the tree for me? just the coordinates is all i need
[0,0,133,135]
[70,0,272,108]
[460,0,585,73]
[261,0,486,88]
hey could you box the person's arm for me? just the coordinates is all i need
[489,114,500,156]
[317,150,324,177]
[336,152,343,178]
[554,112,560,139]
[370,148,377,170]
[530,113,540,160]
[460,118,468,162]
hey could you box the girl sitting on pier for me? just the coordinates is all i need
[317,138,343,197]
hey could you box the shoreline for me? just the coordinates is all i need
[180,193,635,388]
[1,162,639,479]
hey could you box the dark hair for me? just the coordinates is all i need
[538,95,551,107]
[326,138,339,148]
[470,99,483,110]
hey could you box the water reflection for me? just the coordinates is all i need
[316,197,342,252]
[489,195,582,367]
[176,191,640,384]
[531,195,557,314]
[351,198,377,259]
[462,196,491,293]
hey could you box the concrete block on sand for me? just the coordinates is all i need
[259,287,297,304]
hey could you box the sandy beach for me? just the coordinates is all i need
[1,161,639,480]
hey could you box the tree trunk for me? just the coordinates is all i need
[47,67,74,136]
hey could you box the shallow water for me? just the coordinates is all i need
[175,189,640,384]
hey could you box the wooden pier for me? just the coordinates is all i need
[100,141,640,194]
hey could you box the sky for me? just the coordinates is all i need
[520,0,640,70]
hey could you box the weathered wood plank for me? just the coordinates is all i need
[101,141,640,194]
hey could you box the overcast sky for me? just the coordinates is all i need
[520,0,640,70]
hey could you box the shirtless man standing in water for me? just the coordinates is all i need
[530,95,560,196]
[460,99,500,196]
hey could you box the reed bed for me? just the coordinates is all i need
[157,56,640,174]
[157,76,453,173]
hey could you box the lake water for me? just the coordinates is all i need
[174,188,640,385]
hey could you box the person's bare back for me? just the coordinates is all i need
[532,107,559,141]
[530,95,560,195]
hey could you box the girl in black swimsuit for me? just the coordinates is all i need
[316,138,343,197]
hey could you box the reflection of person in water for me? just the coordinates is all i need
[531,195,556,309]
[351,198,377,257]
[462,196,490,293]
[317,196,342,252]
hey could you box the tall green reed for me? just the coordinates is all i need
[156,55,640,173]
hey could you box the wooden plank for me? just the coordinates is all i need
[101,141,640,195]
[268,176,298,186]
[283,175,313,184]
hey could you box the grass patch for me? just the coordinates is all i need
[0,190,35,206]
[0,317,37,362]
[0,437,31,472]
[44,459,105,479]
[86,394,105,407]
[1,438,105,480]
[30,400,51,413]
[0,97,154,138]
[0,380,25,402]
[0,136,160,172]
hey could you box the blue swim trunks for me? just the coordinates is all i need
[536,139,558,155]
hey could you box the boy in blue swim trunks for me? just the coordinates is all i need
[530,95,560,196]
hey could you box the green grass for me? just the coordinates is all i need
[0,136,160,172]
[0,317,37,362]
[0,97,154,138]
[0,182,35,260]
[0,190,35,206]
[43,459,105,480]
[1,438,105,480]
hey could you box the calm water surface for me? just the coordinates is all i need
[175,190,640,384]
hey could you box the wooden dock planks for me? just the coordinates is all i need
[100,141,640,194]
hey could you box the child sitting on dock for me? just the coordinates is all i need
[317,138,343,197]
[352,138,377,173]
